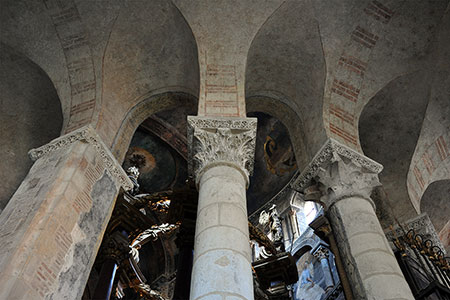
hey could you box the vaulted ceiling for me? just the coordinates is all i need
[1,0,449,231]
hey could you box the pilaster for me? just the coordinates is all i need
[0,125,131,300]
[312,245,334,291]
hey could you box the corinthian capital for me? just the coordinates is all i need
[291,139,383,208]
[187,116,257,185]
[313,245,330,260]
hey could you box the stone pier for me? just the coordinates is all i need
[0,126,132,300]
[292,139,415,300]
[188,116,257,300]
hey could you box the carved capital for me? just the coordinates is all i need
[187,116,257,186]
[291,139,382,208]
[28,125,133,191]
[313,245,330,260]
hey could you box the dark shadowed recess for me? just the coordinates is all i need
[359,72,430,224]
[420,180,450,234]
[0,43,63,210]
[247,112,297,215]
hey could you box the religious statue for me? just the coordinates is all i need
[295,262,325,300]
[259,204,285,253]
[126,166,140,195]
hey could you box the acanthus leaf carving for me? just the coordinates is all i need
[291,138,383,192]
[187,116,257,184]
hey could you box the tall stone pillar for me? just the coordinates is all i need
[0,126,132,300]
[187,116,257,300]
[293,139,414,300]
[312,245,334,291]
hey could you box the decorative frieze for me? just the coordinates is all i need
[187,116,257,183]
[28,125,133,190]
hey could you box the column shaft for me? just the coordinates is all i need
[92,258,118,300]
[329,196,414,300]
[173,245,194,300]
[190,165,253,300]
[320,258,334,290]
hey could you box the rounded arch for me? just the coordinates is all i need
[110,92,197,164]
[359,71,430,223]
[0,42,63,210]
[245,0,327,159]
[292,240,316,260]
[97,0,199,149]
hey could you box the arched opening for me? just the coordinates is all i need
[245,0,327,160]
[85,109,303,299]
[97,0,199,149]
[82,101,197,299]
[251,194,342,300]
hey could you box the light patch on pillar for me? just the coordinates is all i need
[215,256,230,267]
[59,223,86,278]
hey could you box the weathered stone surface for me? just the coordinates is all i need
[0,140,122,300]
[173,0,284,117]
[329,197,414,300]
[51,172,117,300]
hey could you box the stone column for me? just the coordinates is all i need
[292,139,415,300]
[92,259,117,300]
[312,245,334,291]
[0,126,132,300]
[187,116,257,300]
[92,232,129,300]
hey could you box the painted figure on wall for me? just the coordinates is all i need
[295,262,324,300]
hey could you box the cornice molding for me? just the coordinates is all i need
[29,125,133,190]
